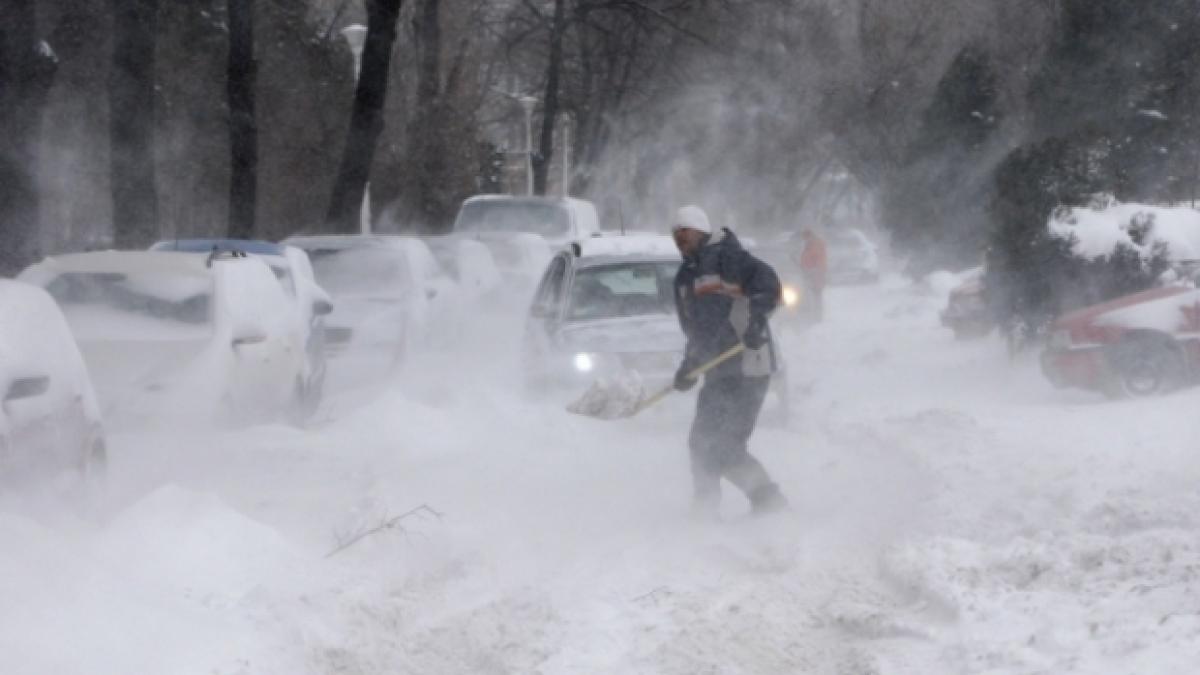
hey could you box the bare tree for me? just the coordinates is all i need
[0,0,59,274]
[326,0,404,233]
[109,0,159,249]
[227,0,258,239]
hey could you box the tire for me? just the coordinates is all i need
[1107,337,1186,397]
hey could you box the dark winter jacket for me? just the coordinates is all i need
[674,228,782,380]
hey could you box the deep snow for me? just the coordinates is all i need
[4,276,1200,674]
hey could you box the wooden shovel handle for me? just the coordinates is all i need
[632,343,747,415]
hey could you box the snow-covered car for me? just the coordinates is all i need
[450,195,600,283]
[522,234,790,418]
[1041,282,1200,397]
[453,195,600,247]
[0,280,106,483]
[20,250,312,426]
[826,228,880,284]
[151,239,333,419]
[282,235,453,365]
[940,267,994,339]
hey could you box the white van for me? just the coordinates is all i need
[452,195,600,247]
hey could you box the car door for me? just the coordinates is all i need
[528,255,569,351]
[214,258,300,421]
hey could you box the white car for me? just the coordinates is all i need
[20,250,310,427]
[283,235,454,365]
[150,239,333,419]
[0,280,106,483]
[450,195,600,282]
[523,234,791,420]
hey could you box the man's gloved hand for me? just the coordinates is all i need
[744,315,769,350]
[674,359,698,392]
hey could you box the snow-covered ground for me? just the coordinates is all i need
[4,276,1200,674]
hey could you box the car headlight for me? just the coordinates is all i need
[573,352,595,372]
[782,285,801,307]
[1049,330,1072,350]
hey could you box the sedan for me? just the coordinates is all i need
[0,280,106,484]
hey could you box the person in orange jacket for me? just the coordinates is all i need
[797,228,828,321]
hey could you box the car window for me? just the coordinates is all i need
[456,200,571,239]
[45,271,213,328]
[306,247,412,296]
[566,262,677,321]
[533,256,568,315]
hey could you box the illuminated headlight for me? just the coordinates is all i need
[573,352,595,372]
[782,285,801,308]
[1049,330,1072,350]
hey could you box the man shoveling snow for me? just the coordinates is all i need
[670,205,789,518]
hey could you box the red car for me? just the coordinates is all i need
[1041,284,1200,397]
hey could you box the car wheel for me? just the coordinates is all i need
[1108,337,1186,397]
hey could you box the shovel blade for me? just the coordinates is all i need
[566,371,648,419]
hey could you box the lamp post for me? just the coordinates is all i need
[341,24,371,234]
[519,95,537,196]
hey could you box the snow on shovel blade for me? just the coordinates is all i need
[566,370,648,419]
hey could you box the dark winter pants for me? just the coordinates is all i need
[688,375,778,509]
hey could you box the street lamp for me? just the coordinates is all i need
[519,95,537,196]
[341,24,371,234]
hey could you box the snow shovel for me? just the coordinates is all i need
[567,343,746,420]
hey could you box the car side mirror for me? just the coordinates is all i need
[313,298,334,317]
[6,376,49,402]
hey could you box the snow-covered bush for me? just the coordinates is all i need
[986,137,1182,342]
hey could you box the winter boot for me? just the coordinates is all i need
[748,483,789,516]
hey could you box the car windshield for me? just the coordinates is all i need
[307,247,411,296]
[44,271,213,337]
[567,262,678,321]
[456,201,570,238]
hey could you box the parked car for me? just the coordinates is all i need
[0,280,106,483]
[20,250,311,426]
[1041,280,1200,397]
[151,238,333,419]
[826,228,880,284]
[282,235,454,365]
[453,195,601,247]
[940,267,994,339]
[522,234,790,418]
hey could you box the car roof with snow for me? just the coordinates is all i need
[150,238,287,256]
[283,234,426,251]
[22,250,218,279]
[572,234,680,267]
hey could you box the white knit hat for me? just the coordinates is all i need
[672,205,712,234]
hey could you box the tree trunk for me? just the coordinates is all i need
[326,0,403,233]
[533,0,566,196]
[411,0,442,229]
[0,0,58,275]
[227,0,258,239]
[109,0,159,249]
